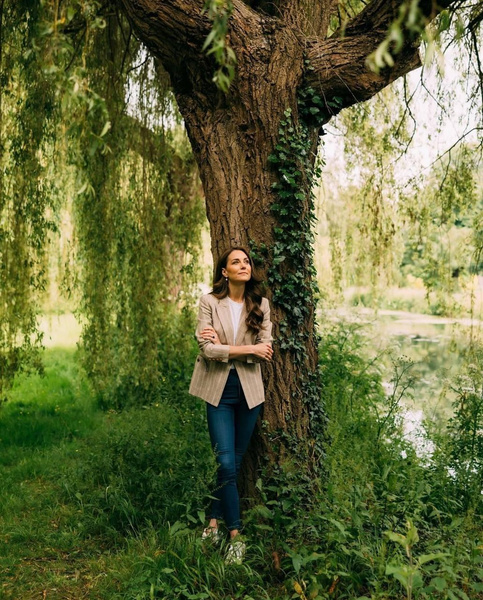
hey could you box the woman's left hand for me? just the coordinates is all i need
[200,327,221,344]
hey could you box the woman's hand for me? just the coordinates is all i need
[200,327,221,344]
[251,343,273,361]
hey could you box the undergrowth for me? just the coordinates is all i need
[0,329,481,599]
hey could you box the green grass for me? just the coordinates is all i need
[0,349,102,598]
[0,348,232,599]
[0,343,481,600]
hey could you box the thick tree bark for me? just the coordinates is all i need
[116,0,460,498]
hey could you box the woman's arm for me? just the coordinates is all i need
[200,297,273,362]
[246,298,273,363]
[199,328,272,361]
[195,296,230,362]
[229,343,272,361]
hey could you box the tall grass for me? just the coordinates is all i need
[0,331,481,599]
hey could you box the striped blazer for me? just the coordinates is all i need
[189,293,273,408]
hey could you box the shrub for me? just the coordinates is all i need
[62,396,215,536]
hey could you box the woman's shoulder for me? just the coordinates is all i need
[199,292,217,305]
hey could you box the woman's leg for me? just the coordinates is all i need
[234,402,262,479]
[227,380,261,543]
[206,370,262,534]
[206,370,240,530]
[233,382,262,502]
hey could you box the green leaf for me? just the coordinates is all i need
[292,553,302,574]
[439,9,451,32]
[405,521,419,545]
[430,577,447,591]
[418,552,448,565]
[202,27,218,52]
[386,564,409,588]
[100,120,111,137]
[385,530,407,547]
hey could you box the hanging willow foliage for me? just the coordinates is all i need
[69,16,205,408]
[0,1,59,395]
[0,1,205,405]
[319,75,482,315]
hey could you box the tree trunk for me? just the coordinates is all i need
[174,27,321,496]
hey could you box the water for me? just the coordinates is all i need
[330,308,481,457]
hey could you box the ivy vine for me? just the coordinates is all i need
[260,81,344,464]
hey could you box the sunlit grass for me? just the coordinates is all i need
[0,348,102,598]
[0,348,96,463]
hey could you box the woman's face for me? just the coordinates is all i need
[222,250,252,284]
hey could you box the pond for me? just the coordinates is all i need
[329,308,482,457]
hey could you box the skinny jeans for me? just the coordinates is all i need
[206,368,262,531]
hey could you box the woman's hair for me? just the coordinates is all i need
[212,247,264,333]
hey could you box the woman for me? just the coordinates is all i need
[189,247,273,564]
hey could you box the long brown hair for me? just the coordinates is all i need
[212,247,264,333]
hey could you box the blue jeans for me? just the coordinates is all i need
[206,368,262,531]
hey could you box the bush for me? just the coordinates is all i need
[242,322,482,600]
[62,396,215,536]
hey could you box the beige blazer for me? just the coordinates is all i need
[189,294,273,408]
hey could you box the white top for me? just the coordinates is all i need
[228,297,244,343]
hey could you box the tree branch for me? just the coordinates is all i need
[115,0,212,73]
[305,34,421,116]
[304,0,459,118]
[116,0,266,98]
[338,0,455,38]
[277,0,339,38]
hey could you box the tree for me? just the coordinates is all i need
[112,0,482,489]
[2,0,481,495]
[0,3,205,405]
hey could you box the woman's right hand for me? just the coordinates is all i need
[251,343,273,361]
[200,327,221,344]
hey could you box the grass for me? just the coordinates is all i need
[0,341,481,600]
[0,348,234,599]
[0,349,103,598]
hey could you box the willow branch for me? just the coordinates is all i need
[305,35,421,117]
[304,0,461,118]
